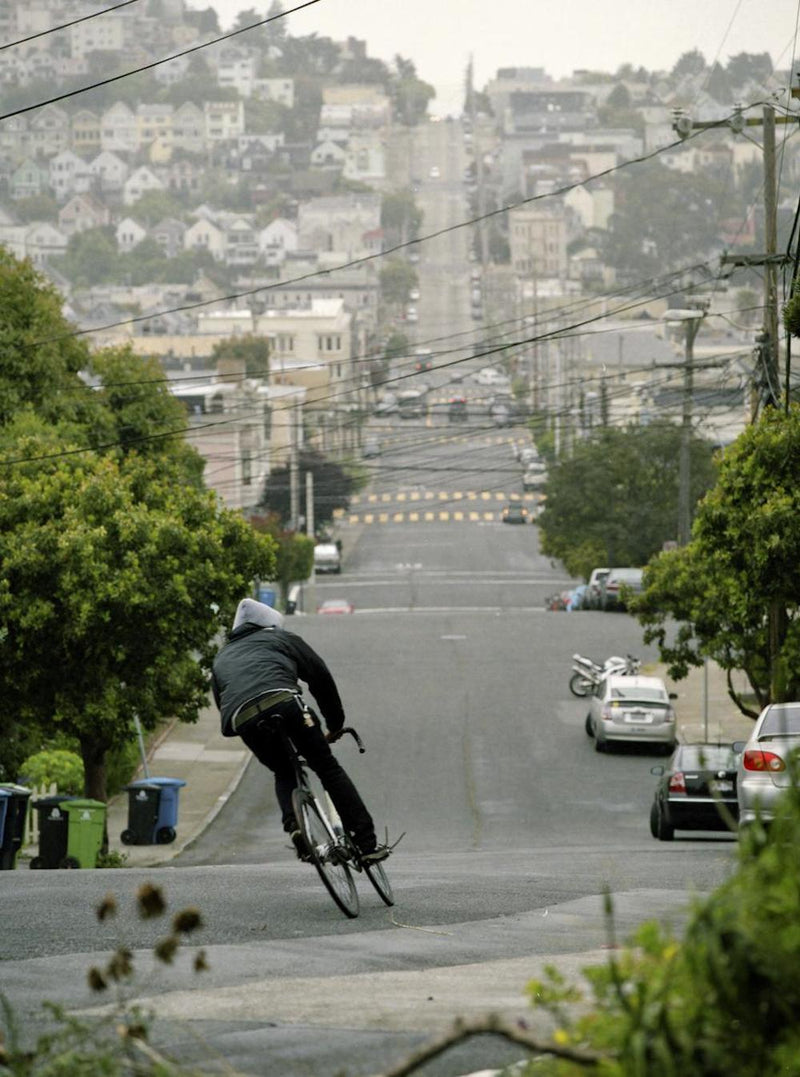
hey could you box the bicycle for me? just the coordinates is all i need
[276,719,395,919]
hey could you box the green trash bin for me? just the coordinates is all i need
[62,799,106,869]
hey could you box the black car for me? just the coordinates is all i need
[501,503,528,524]
[649,743,740,841]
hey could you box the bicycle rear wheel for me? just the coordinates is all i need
[292,788,359,919]
[363,858,394,906]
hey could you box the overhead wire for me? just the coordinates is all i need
[0,0,141,51]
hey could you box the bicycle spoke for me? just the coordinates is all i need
[293,789,359,918]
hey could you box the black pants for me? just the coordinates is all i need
[239,698,377,852]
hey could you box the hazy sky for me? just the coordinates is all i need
[197,0,800,114]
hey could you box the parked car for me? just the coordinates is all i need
[405,305,418,323]
[587,674,678,753]
[501,503,528,524]
[649,743,740,840]
[317,598,354,615]
[583,567,610,610]
[473,367,509,387]
[313,543,341,574]
[373,393,397,417]
[600,567,644,611]
[735,702,800,827]
[429,165,440,179]
[448,397,468,422]
[522,467,547,492]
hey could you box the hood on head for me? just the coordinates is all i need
[232,598,284,631]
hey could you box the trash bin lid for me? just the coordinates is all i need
[141,777,187,789]
[0,783,32,795]
[63,798,106,813]
[0,790,10,800]
[124,781,162,792]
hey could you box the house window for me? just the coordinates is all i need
[242,449,252,486]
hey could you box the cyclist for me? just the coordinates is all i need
[211,598,389,863]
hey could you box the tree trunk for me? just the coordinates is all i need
[769,599,788,703]
[79,736,109,852]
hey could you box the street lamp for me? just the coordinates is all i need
[665,307,707,545]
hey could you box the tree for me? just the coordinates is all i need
[389,56,436,124]
[381,188,423,246]
[211,334,270,378]
[671,49,706,81]
[726,51,772,88]
[538,423,717,580]
[250,512,314,609]
[635,407,800,715]
[379,258,417,307]
[0,254,277,799]
[258,450,365,530]
[54,227,120,287]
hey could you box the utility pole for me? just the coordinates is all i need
[674,102,793,411]
[665,306,707,545]
[305,470,316,615]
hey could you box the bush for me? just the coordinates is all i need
[18,749,83,794]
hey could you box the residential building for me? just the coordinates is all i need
[172,102,205,155]
[123,165,165,206]
[29,106,70,158]
[49,150,92,201]
[115,217,148,252]
[88,150,129,194]
[509,205,568,280]
[215,46,257,97]
[25,221,68,265]
[71,110,102,156]
[101,102,138,155]
[151,217,186,258]
[258,217,298,266]
[297,193,382,258]
[253,78,294,108]
[70,12,126,56]
[204,101,245,142]
[9,157,46,199]
[58,192,111,236]
[184,217,226,261]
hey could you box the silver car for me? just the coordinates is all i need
[587,674,677,753]
[736,702,800,826]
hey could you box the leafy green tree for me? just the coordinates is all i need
[54,227,120,287]
[128,191,185,228]
[12,193,58,223]
[258,450,365,529]
[381,188,423,246]
[379,258,417,306]
[706,61,732,103]
[604,160,723,280]
[250,512,314,609]
[538,423,717,580]
[635,407,800,714]
[0,254,276,798]
[726,51,773,87]
[389,56,435,124]
[671,49,706,80]
[183,5,219,33]
[211,334,270,378]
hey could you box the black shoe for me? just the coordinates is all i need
[290,829,312,862]
[359,844,390,864]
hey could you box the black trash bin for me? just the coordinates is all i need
[0,784,32,870]
[121,782,161,845]
[30,796,75,869]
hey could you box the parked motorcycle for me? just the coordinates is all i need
[569,653,641,697]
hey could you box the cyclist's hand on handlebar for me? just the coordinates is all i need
[326,729,343,744]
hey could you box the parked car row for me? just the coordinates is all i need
[557,566,644,612]
[576,658,800,841]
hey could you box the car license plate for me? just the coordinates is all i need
[624,711,652,724]
[712,780,733,793]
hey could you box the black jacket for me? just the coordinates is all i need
[211,622,345,737]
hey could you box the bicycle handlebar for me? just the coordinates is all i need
[328,726,365,753]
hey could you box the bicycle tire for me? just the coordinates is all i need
[292,788,359,919]
[363,858,394,906]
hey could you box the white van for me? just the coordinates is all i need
[313,543,341,574]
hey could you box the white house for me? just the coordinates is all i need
[48,150,92,201]
[101,102,138,154]
[173,102,205,155]
[184,217,226,261]
[253,77,294,108]
[123,165,165,206]
[258,217,297,266]
[116,216,148,252]
[215,46,257,97]
[204,101,245,142]
[88,149,129,193]
[25,222,68,265]
[311,139,346,170]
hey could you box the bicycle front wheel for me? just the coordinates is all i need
[292,788,359,919]
[363,858,394,906]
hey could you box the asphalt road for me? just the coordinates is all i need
[1,135,739,1077]
[2,436,738,1075]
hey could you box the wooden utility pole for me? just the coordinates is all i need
[674,103,792,411]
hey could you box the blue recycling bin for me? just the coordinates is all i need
[0,784,32,870]
[121,777,186,845]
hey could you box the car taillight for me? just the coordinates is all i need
[601,705,615,721]
[668,771,686,794]
[665,706,676,723]
[743,749,786,772]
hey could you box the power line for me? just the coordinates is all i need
[0,0,141,51]
[0,0,323,121]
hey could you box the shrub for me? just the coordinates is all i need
[18,748,83,794]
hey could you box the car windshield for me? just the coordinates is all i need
[677,745,737,769]
[759,704,800,738]
[610,686,666,703]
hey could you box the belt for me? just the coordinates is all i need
[231,689,299,733]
